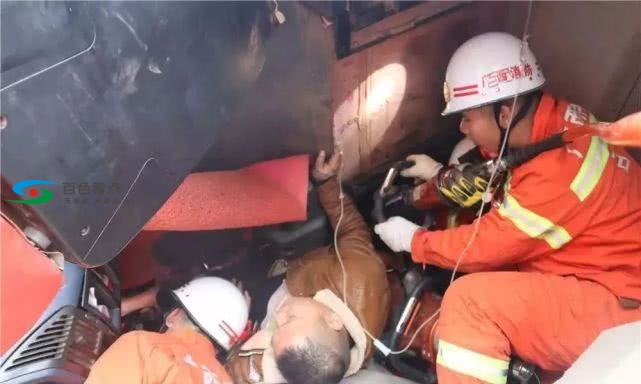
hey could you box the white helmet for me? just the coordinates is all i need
[172,276,249,350]
[442,32,545,116]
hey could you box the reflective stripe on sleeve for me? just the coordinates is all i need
[498,193,571,249]
[570,136,609,201]
[436,340,509,384]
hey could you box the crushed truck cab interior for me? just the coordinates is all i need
[1,1,640,384]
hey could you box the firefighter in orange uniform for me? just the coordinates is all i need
[86,277,250,384]
[375,32,641,383]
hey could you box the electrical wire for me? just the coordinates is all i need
[387,309,440,355]
[448,0,534,285]
[331,139,440,355]
[331,0,536,358]
[332,152,391,351]
[386,4,538,355]
[377,11,537,349]
[334,147,348,304]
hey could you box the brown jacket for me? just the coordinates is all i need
[225,177,390,383]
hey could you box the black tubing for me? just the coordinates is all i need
[373,160,415,224]
[389,277,437,384]
[502,133,565,169]
[373,193,386,224]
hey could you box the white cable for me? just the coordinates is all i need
[333,0,536,358]
[331,143,436,356]
[373,0,537,356]
[334,150,348,304]
[448,0,535,285]
[388,309,440,355]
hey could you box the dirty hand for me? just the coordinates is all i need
[312,150,342,182]
[374,216,420,253]
[400,154,443,180]
[120,285,160,317]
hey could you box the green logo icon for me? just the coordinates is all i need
[6,180,58,204]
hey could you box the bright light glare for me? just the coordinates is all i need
[365,63,407,116]
[333,62,407,178]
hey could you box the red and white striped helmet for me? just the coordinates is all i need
[172,276,249,350]
[442,32,545,116]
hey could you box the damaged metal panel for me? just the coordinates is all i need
[194,1,335,172]
[0,1,279,267]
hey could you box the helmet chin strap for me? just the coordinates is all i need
[493,92,537,152]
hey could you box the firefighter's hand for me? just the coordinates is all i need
[374,216,420,253]
[312,150,342,182]
[400,155,443,180]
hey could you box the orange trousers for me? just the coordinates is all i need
[436,272,641,383]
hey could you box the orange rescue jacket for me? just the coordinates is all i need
[411,93,641,301]
[86,329,232,384]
